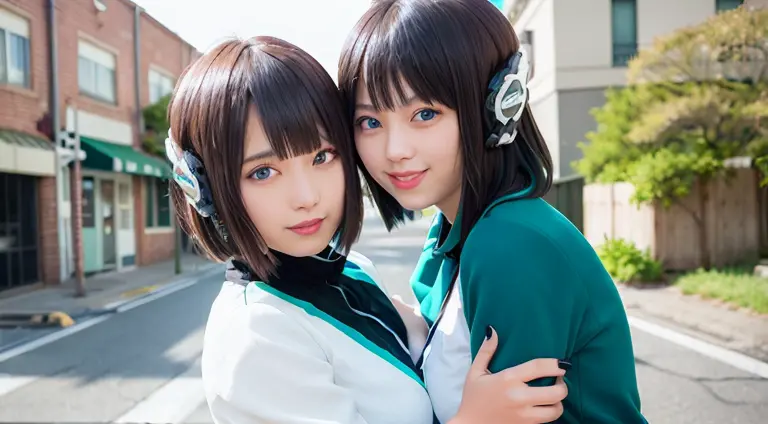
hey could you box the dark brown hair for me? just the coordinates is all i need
[338,0,552,253]
[168,36,363,279]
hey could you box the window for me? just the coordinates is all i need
[145,178,171,228]
[716,0,743,12]
[0,8,30,88]
[78,40,116,103]
[611,0,637,67]
[148,69,174,104]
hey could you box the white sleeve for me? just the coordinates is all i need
[206,303,368,424]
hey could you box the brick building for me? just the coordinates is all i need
[0,0,199,292]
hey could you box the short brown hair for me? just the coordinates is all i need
[338,0,552,253]
[168,36,363,279]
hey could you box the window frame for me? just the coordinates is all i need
[611,0,638,67]
[144,178,172,229]
[78,39,117,104]
[148,68,175,104]
[0,7,31,89]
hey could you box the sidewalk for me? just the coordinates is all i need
[619,283,768,362]
[0,254,221,350]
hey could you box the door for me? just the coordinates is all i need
[101,179,116,268]
[82,176,101,273]
[116,180,135,268]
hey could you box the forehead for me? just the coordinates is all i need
[243,106,330,158]
[355,78,418,109]
[244,107,270,154]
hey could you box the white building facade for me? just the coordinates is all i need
[506,0,744,178]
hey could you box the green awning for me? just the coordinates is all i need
[80,136,170,178]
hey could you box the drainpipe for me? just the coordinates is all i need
[134,5,143,135]
[47,0,67,284]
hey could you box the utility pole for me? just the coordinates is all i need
[70,106,86,297]
[174,204,182,275]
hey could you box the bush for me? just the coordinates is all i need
[676,267,768,314]
[597,237,663,283]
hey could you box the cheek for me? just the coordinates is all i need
[240,183,280,240]
[355,135,384,171]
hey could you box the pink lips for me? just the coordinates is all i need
[387,170,427,190]
[288,218,324,236]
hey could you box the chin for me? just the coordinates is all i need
[389,192,436,213]
[283,239,331,257]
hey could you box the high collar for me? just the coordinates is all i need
[434,181,536,257]
[226,245,346,286]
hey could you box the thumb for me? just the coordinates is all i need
[469,326,498,377]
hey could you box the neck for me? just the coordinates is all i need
[435,183,462,224]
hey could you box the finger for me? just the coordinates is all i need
[514,376,568,406]
[499,358,565,383]
[468,326,497,377]
[526,402,564,423]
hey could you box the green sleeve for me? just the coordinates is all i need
[460,217,647,423]
[459,221,587,381]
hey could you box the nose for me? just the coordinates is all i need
[384,124,416,163]
[289,170,320,211]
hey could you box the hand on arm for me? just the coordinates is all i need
[448,328,568,424]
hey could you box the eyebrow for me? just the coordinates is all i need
[242,149,275,165]
[355,94,420,112]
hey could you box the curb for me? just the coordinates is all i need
[0,263,223,362]
[0,311,75,329]
[0,262,222,331]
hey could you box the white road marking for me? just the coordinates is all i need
[0,374,37,397]
[114,362,206,424]
[628,315,768,379]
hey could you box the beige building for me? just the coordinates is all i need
[505,0,744,179]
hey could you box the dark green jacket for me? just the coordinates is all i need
[411,194,647,423]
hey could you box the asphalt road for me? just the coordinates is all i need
[0,211,766,423]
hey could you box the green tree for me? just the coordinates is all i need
[142,94,171,158]
[575,7,768,269]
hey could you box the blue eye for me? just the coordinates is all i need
[415,109,438,121]
[313,149,337,165]
[251,167,275,181]
[360,117,382,130]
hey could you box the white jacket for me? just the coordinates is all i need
[201,251,435,424]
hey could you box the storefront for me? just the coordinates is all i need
[79,135,169,273]
[0,128,56,291]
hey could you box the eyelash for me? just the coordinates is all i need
[248,148,338,181]
[355,108,441,130]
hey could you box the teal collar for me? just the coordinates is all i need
[433,182,535,256]
[434,208,462,255]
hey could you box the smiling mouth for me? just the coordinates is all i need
[387,170,427,190]
[288,218,325,236]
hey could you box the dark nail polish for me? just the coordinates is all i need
[485,326,493,340]
[558,359,572,371]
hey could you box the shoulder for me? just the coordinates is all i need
[344,250,389,295]
[346,250,379,280]
[460,198,594,299]
[202,285,328,395]
[205,283,326,360]
[464,198,591,268]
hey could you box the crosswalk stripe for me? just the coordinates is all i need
[114,362,206,424]
[0,374,37,397]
